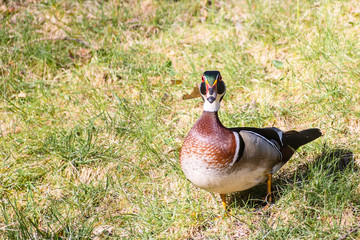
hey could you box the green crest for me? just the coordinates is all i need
[203,71,220,86]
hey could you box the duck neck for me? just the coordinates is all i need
[201,111,225,129]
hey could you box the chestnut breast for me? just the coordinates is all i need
[179,112,237,170]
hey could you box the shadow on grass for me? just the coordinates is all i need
[229,148,356,209]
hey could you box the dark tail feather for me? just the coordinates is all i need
[282,128,322,150]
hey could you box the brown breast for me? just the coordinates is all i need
[179,111,237,169]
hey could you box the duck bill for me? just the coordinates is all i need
[206,93,217,103]
[206,84,217,103]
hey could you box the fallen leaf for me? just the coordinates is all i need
[171,80,182,85]
[182,86,201,100]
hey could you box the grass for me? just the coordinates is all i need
[0,0,360,238]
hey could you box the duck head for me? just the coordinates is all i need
[199,71,226,112]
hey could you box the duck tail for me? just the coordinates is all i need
[282,128,322,150]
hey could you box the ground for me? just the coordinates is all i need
[0,0,360,239]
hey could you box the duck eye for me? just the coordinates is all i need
[199,82,206,95]
[217,81,225,94]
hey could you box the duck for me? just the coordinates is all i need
[179,70,322,210]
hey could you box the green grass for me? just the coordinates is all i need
[1,0,360,239]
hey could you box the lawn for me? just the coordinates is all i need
[1,0,360,239]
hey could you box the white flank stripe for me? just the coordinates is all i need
[230,131,241,166]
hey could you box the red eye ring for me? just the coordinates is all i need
[202,76,205,82]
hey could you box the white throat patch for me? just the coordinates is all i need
[203,93,224,112]
[203,99,221,112]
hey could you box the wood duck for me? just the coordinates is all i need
[179,71,322,210]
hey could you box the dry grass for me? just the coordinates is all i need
[1,0,360,239]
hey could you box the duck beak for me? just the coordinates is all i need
[206,91,216,103]
[207,96,216,103]
[206,80,217,103]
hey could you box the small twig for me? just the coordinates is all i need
[17,36,90,48]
